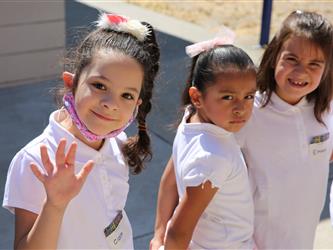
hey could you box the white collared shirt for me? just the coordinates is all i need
[236,93,333,249]
[173,109,254,249]
[3,110,133,249]
[330,183,333,227]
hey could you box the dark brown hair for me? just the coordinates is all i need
[257,11,333,124]
[182,44,257,116]
[63,20,160,174]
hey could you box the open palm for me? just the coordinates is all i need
[30,138,94,209]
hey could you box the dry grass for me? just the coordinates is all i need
[126,1,333,41]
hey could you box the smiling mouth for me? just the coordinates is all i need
[91,110,115,121]
[288,79,308,87]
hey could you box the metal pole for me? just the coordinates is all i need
[260,0,273,47]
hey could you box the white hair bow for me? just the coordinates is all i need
[96,13,150,41]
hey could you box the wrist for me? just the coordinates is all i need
[153,228,166,242]
[43,199,67,215]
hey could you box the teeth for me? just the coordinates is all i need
[290,79,307,86]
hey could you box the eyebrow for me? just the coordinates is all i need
[284,52,325,64]
[125,87,140,94]
[89,75,140,94]
[219,88,257,94]
[248,88,257,93]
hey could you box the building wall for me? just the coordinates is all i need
[0,1,65,86]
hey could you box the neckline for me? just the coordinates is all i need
[267,92,311,113]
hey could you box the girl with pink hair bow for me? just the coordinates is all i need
[152,34,257,249]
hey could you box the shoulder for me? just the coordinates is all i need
[4,136,49,214]
[8,134,49,179]
[14,131,51,164]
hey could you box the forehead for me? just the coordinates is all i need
[79,50,144,87]
[211,72,256,91]
[280,35,325,60]
[91,50,143,73]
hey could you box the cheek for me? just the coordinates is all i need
[245,102,254,115]
[314,69,325,84]
[274,64,287,84]
[121,103,138,119]
[75,94,89,109]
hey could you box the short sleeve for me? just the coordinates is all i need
[3,151,46,214]
[182,154,232,189]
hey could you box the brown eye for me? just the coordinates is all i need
[222,95,233,100]
[92,83,106,90]
[286,57,297,63]
[309,63,321,69]
[122,93,134,100]
[245,95,254,100]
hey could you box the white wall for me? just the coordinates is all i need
[0,1,65,86]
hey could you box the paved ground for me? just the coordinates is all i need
[0,1,332,249]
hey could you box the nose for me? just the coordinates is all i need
[100,95,119,111]
[294,63,306,75]
[233,101,245,116]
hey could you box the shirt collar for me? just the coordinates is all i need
[45,109,120,163]
[267,92,312,113]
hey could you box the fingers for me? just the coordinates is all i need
[65,142,77,168]
[30,163,46,183]
[40,144,53,176]
[77,160,94,184]
[55,139,67,168]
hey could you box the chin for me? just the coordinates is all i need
[87,127,115,136]
[228,125,246,133]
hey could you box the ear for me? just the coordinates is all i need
[62,71,74,88]
[136,98,142,106]
[189,87,202,108]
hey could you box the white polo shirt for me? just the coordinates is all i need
[330,183,333,227]
[236,93,333,249]
[173,110,254,249]
[3,110,133,249]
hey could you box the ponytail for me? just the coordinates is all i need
[122,22,160,174]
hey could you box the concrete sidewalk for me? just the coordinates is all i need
[0,1,332,249]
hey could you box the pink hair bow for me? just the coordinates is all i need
[185,27,236,58]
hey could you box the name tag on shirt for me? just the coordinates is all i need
[310,132,329,144]
[309,132,329,157]
[104,211,131,249]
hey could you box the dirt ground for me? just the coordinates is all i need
[126,1,333,42]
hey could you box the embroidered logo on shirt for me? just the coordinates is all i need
[309,132,329,157]
[104,211,123,237]
[310,132,329,144]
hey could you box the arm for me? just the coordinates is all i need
[164,181,218,250]
[150,157,179,250]
[14,139,93,249]
[14,203,65,249]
